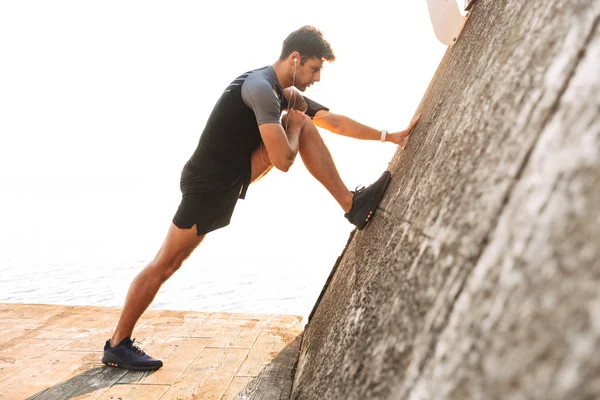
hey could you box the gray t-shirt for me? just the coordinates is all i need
[241,65,283,125]
[241,65,330,124]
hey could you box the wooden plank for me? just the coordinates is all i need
[235,336,301,399]
[117,337,210,385]
[151,309,187,322]
[0,351,98,399]
[58,313,204,353]
[27,365,128,400]
[58,319,195,354]
[221,376,253,400]
[0,326,51,351]
[55,308,201,352]
[57,328,113,352]
[0,339,69,384]
[236,327,300,378]
[226,313,270,322]
[159,347,247,400]
[0,317,46,332]
[0,303,64,319]
[133,314,205,343]
[95,384,169,400]
[263,315,303,330]
[0,306,74,351]
[166,315,207,338]
[189,317,229,338]
[32,307,106,340]
[44,309,116,353]
[205,312,236,320]
[234,333,301,399]
[236,342,288,378]
[148,310,207,326]
[206,319,264,349]
[221,376,287,400]
[254,326,302,347]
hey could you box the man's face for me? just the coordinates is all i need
[294,57,323,92]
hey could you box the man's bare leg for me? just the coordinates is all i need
[108,117,352,349]
[297,116,353,212]
[110,224,204,347]
[110,144,275,349]
[251,144,274,182]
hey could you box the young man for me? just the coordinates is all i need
[101,26,420,371]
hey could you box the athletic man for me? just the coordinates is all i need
[101,26,421,370]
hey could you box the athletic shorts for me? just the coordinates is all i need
[172,175,246,236]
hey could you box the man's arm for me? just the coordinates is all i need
[258,111,305,172]
[313,110,422,149]
[241,75,307,172]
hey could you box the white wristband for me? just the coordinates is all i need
[380,129,388,142]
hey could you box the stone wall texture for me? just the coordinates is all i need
[291,0,600,399]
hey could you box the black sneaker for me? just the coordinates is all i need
[102,337,163,371]
[344,171,392,230]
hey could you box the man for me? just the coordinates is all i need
[101,26,420,370]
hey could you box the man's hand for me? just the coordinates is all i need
[387,114,422,149]
[283,110,307,134]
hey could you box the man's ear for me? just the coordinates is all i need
[290,51,301,66]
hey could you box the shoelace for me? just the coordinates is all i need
[354,185,365,194]
[126,339,146,356]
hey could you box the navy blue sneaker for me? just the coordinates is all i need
[345,171,392,230]
[102,337,163,371]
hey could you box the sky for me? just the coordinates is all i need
[0,1,450,319]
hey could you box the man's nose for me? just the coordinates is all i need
[314,71,321,82]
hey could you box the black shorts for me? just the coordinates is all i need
[172,177,246,236]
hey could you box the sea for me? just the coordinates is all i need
[0,168,353,322]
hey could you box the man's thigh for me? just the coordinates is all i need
[154,223,205,265]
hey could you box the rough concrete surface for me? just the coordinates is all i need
[292,1,600,399]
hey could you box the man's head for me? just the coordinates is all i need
[279,26,335,91]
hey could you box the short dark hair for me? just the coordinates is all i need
[280,26,335,63]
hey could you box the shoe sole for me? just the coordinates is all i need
[354,171,392,230]
[102,351,163,371]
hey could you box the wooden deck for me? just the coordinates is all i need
[0,303,303,399]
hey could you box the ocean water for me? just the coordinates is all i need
[0,168,353,321]
[0,0,447,325]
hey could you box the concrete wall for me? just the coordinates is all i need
[292,0,600,399]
